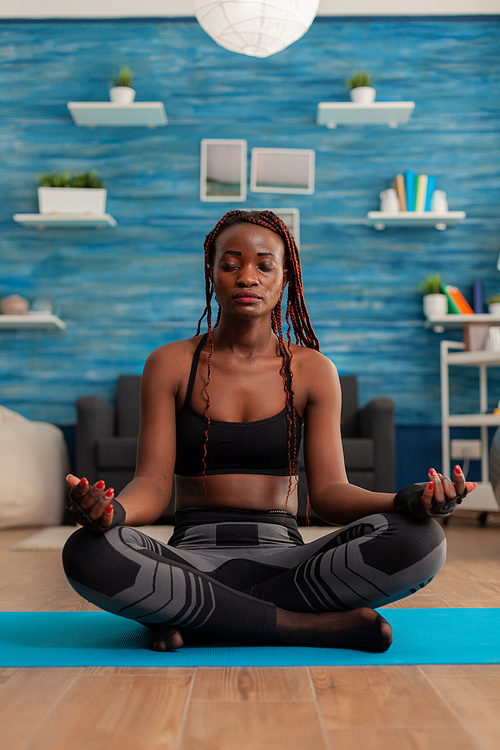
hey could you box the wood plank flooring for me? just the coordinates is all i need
[1,519,499,750]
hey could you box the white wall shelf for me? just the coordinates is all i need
[367,211,466,230]
[440,340,500,513]
[0,313,66,331]
[67,102,167,128]
[13,213,117,228]
[424,314,500,331]
[317,101,415,128]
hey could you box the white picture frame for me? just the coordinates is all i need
[250,148,315,194]
[200,139,247,202]
[267,208,300,249]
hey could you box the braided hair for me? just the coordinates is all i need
[196,209,320,518]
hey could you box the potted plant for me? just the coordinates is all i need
[109,66,135,104]
[420,274,448,318]
[345,70,376,104]
[37,171,107,215]
[486,294,500,316]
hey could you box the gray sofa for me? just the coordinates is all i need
[76,374,394,524]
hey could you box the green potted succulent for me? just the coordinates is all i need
[420,274,448,318]
[110,66,135,104]
[345,70,376,104]
[37,170,107,215]
[486,294,500,316]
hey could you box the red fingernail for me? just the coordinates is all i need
[105,504,113,514]
[81,477,88,486]
[428,481,434,490]
[96,480,105,490]
[454,465,462,473]
[430,469,437,476]
[104,488,114,498]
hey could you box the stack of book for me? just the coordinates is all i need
[391,170,436,212]
[440,284,474,314]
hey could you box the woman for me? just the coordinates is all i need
[63,209,474,653]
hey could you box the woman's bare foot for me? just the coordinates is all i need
[275,607,393,652]
[147,624,184,652]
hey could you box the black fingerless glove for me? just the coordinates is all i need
[394,482,467,519]
[66,491,126,533]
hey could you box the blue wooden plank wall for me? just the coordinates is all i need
[0,17,499,429]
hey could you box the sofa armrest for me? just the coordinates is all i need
[75,396,115,482]
[359,397,395,492]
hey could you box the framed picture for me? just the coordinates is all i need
[200,139,247,202]
[267,208,300,249]
[250,148,315,194]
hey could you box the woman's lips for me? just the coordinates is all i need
[234,292,261,304]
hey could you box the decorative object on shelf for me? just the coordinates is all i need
[31,296,59,316]
[0,294,29,315]
[440,284,474,315]
[110,66,135,104]
[316,101,414,128]
[250,148,315,194]
[37,170,107,214]
[463,322,491,352]
[431,189,448,214]
[473,279,485,314]
[193,0,319,58]
[345,70,376,103]
[485,325,500,352]
[486,295,500,316]
[200,139,247,202]
[379,188,399,213]
[420,275,448,319]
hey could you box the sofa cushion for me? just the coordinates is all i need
[117,375,141,437]
[97,436,138,469]
[342,438,374,470]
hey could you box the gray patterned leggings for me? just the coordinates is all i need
[62,507,446,642]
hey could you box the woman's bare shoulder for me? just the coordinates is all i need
[143,335,204,383]
[289,343,339,378]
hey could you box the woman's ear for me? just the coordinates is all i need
[282,266,289,288]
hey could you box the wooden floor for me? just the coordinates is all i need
[1,519,500,750]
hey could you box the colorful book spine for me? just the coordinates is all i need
[394,174,406,211]
[441,284,474,315]
[415,175,428,212]
[404,169,416,211]
[424,175,436,211]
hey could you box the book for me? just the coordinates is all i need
[424,175,436,211]
[393,174,406,211]
[473,279,484,314]
[415,175,428,212]
[404,169,416,211]
[441,284,475,315]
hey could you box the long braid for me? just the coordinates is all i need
[199,210,320,519]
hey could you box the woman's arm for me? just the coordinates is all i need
[302,351,395,525]
[302,352,475,524]
[114,343,180,526]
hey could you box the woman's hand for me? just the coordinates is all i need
[66,474,125,532]
[394,465,477,519]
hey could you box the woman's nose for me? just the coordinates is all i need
[236,266,258,286]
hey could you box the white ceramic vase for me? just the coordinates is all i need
[488,303,500,316]
[109,86,136,104]
[423,294,448,319]
[350,86,376,104]
[38,187,107,215]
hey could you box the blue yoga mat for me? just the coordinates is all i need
[1,609,499,667]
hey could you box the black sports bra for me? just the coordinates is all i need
[174,334,302,477]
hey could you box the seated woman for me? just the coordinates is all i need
[63,209,474,653]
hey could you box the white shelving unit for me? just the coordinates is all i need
[67,102,167,128]
[424,314,500,333]
[13,213,117,229]
[317,101,415,128]
[0,313,66,331]
[440,340,500,512]
[367,211,466,230]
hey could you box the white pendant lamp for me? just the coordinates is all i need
[193,1,320,58]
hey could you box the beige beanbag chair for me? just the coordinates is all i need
[0,405,70,528]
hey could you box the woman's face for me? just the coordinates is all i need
[211,223,288,320]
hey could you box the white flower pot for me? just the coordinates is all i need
[488,303,500,316]
[109,86,136,104]
[38,187,107,215]
[423,294,448,319]
[350,86,376,104]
